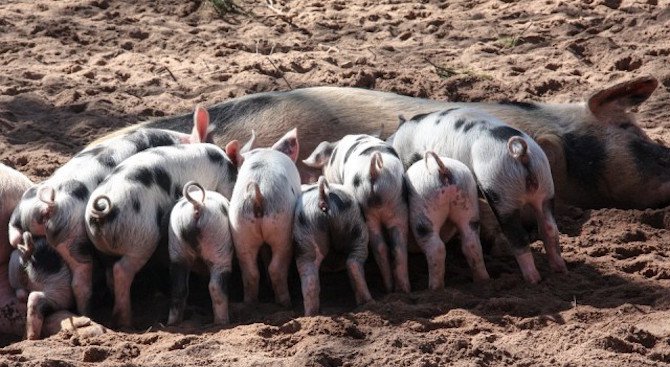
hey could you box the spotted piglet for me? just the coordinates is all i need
[229,129,301,307]
[167,181,233,325]
[85,142,239,328]
[8,233,72,340]
[303,134,410,293]
[8,107,212,316]
[293,176,372,316]
[391,108,567,284]
[405,151,490,289]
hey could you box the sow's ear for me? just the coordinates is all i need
[587,76,658,118]
[272,128,300,162]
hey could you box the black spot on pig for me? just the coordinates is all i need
[156,207,165,228]
[367,192,383,208]
[297,211,307,227]
[629,138,670,180]
[23,186,37,199]
[499,212,530,250]
[463,121,480,133]
[562,132,606,188]
[96,153,117,168]
[343,141,363,163]
[146,130,178,147]
[414,213,433,238]
[359,145,399,158]
[169,262,190,306]
[69,240,94,264]
[323,145,334,158]
[205,146,226,165]
[328,192,352,211]
[483,189,501,206]
[401,177,409,204]
[153,167,172,194]
[128,167,154,187]
[181,223,200,249]
[127,132,150,152]
[469,220,480,232]
[36,302,54,318]
[131,196,141,213]
[9,211,21,228]
[328,146,338,166]
[490,126,523,142]
[59,180,89,201]
[94,175,105,185]
[409,152,422,167]
[226,160,237,183]
[352,174,362,188]
[250,161,265,171]
[347,225,362,241]
[172,184,182,200]
[303,186,317,194]
[439,108,459,117]
[409,112,434,122]
[454,118,467,130]
[30,239,63,275]
[106,206,120,223]
[499,100,539,111]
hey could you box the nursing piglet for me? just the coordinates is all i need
[229,129,301,307]
[405,152,489,289]
[9,233,72,340]
[85,143,239,328]
[303,134,410,293]
[293,177,372,316]
[167,182,233,325]
[8,107,211,316]
[391,108,567,284]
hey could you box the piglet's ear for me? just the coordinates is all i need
[190,105,210,143]
[272,128,300,162]
[587,76,658,118]
[302,141,334,169]
[225,140,244,167]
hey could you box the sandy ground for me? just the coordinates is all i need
[1,0,669,365]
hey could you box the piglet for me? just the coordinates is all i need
[405,151,490,289]
[229,128,301,307]
[168,181,233,325]
[8,106,212,316]
[0,164,33,336]
[303,134,410,293]
[9,233,73,340]
[293,177,372,316]
[85,142,239,328]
